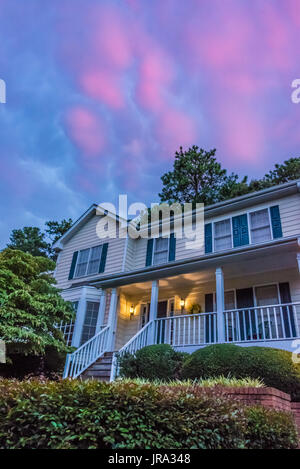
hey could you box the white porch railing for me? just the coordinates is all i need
[154,312,218,346]
[55,320,75,346]
[110,321,153,380]
[63,325,109,379]
[224,302,300,343]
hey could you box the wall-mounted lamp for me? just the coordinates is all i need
[180,298,185,310]
[130,305,135,320]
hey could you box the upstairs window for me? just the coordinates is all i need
[153,237,169,265]
[74,245,103,278]
[214,219,232,252]
[249,209,272,244]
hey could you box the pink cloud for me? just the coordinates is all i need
[79,70,125,110]
[65,106,106,158]
[90,6,132,70]
[217,104,265,164]
[155,109,197,157]
[135,48,175,111]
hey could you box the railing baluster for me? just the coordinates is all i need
[273,306,279,339]
[279,306,286,338]
[260,307,266,340]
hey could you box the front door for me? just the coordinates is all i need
[156,300,168,343]
[236,288,255,340]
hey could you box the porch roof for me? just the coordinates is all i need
[87,236,300,289]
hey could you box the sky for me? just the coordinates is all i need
[0,0,299,247]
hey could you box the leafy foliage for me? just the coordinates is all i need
[0,379,297,449]
[159,146,244,206]
[181,344,300,401]
[7,227,49,258]
[0,249,74,376]
[245,406,298,449]
[117,344,187,380]
[159,147,300,205]
[6,218,73,260]
[45,218,73,245]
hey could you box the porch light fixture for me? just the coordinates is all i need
[180,298,185,308]
[130,305,135,320]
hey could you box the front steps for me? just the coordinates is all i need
[81,352,113,381]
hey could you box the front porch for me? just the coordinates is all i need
[62,242,300,379]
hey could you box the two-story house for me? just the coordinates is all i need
[54,180,300,380]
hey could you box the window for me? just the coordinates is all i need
[153,237,169,265]
[80,301,99,344]
[214,290,236,311]
[74,245,103,278]
[250,209,272,244]
[214,219,232,252]
[140,303,150,328]
[255,284,279,306]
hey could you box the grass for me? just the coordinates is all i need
[117,375,265,388]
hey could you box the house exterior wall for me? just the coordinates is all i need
[54,191,300,291]
[55,215,126,290]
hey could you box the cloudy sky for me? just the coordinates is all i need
[0,0,299,247]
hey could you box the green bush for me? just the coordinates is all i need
[245,406,298,449]
[0,379,297,449]
[118,344,187,380]
[181,344,300,401]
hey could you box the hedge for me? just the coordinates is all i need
[181,344,300,401]
[118,344,187,380]
[0,379,298,449]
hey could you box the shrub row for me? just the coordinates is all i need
[118,344,300,401]
[0,378,297,449]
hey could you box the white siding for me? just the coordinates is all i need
[55,214,126,290]
[55,193,300,288]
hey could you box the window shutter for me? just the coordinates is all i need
[145,239,154,266]
[68,251,78,280]
[270,205,283,239]
[168,233,176,261]
[279,282,296,337]
[205,223,212,253]
[99,243,108,273]
[232,214,249,247]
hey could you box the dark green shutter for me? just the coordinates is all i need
[99,243,108,273]
[232,214,249,247]
[168,233,176,261]
[279,282,296,337]
[270,205,283,239]
[68,251,78,280]
[205,223,212,253]
[145,239,154,266]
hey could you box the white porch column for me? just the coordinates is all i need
[96,289,107,334]
[107,288,118,351]
[72,286,87,347]
[215,267,225,343]
[148,280,159,345]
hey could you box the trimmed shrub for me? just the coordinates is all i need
[245,406,298,449]
[181,344,300,401]
[0,379,297,449]
[118,344,187,380]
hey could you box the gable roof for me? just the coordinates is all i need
[53,179,300,250]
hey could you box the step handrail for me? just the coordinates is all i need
[110,320,154,380]
[63,325,110,379]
